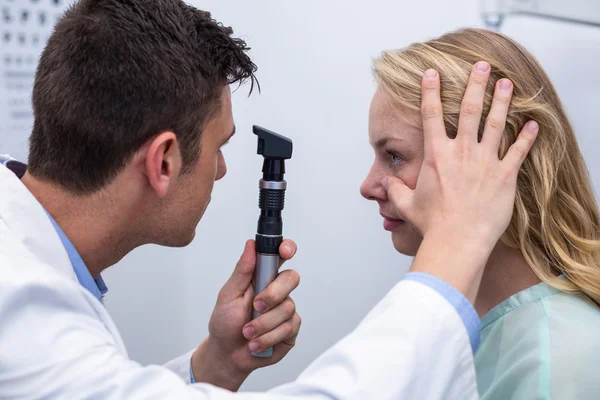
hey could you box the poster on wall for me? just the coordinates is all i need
[1,0,70,160]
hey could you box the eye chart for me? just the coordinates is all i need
[0,0,70,159]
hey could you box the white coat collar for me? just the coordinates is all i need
[0,164,77,282]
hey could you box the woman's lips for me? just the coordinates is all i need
[380,212,405,231]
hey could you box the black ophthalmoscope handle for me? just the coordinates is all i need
[256,159,286,254]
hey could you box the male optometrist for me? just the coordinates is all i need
[0,0,538,398]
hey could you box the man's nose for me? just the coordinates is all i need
[215,153,227,181]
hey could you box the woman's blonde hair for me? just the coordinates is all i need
[373,28,600,304]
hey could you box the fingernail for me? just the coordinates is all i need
[476,61,490,72]
[499,79,512,90]
[382,177,389,190]
[243,326,255,339]
[527,121,539,132]
[284,244,294,256]
[425,69,437,79]
[254,300,266,312]
[249,341,260,352]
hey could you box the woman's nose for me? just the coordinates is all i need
[360,166,387,201]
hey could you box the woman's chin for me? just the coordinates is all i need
[391,231,421,257]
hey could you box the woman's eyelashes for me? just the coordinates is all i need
[385,150,405,168]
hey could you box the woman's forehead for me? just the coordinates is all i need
[370,89,421,122]
[369,92,422,144]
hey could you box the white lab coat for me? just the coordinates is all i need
[0,162,479,399]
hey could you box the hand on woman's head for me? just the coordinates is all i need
[384,63,539,248]
[368,27,600,305]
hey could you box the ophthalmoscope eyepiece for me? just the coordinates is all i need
[251,125,293,358]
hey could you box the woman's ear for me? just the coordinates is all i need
[145,131,181,197]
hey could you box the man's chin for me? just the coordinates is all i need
[179,228,197,247]
[180,230,196,247]
[157,229,196,248]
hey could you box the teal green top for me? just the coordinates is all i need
[475,279,600,399]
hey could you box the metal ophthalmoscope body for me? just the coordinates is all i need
[251,125,293,358]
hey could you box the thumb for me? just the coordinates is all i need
[383,176,413,221]
[218,239,256,302]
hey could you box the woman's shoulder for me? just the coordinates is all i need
[476,287,600,399]
[481,280,600,335]
[543,288,600,330]
[485,287,600,346]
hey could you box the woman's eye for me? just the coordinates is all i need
[387,151,404,167]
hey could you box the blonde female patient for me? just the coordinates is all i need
[361,28,600,399]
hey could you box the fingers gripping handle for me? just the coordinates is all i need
[252,253,280,357]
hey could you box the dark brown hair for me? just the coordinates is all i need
[28,0,258,194]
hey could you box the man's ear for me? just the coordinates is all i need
[145,132,181,198]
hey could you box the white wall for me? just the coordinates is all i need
[2,0,599,392]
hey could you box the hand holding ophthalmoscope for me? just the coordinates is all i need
[193,126,299,389]
[198,238,301,390]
